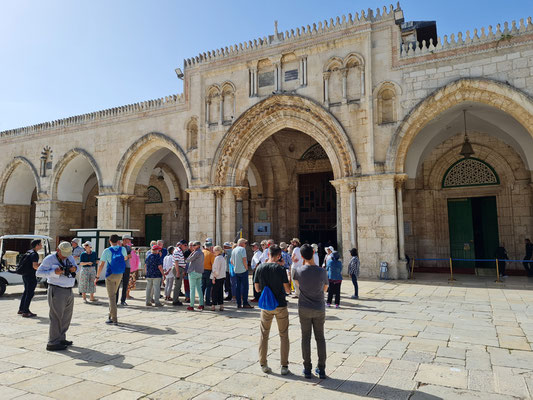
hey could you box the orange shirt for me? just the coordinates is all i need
[202,249,215,271]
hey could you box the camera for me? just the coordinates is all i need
[59,263,76,278]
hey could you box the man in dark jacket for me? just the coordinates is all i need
[18,239,42,317]
[523,239,533,277]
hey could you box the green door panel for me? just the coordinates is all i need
[145,214,162,246]
[448,198,475,269]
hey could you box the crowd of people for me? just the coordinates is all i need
[19,234,533,377]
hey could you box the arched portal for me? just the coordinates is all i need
[211,95,357,252]
[213,94,357,186]
[391,79,533,275]
[0,157,40,234]
[50,149,102,238]
[114,133,191,246]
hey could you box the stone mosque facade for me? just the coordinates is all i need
[1,3,533,278]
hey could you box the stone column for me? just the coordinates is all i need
[233,187,248,238]
[215,189,223,246]
[187,188,216,241]
[354,175,401,279]
[323,72,330,106]
[303,56,308,86]
[360,66,365,96]
[395,174,408,261]
[120,195,135,229]
[97,194,127,229]
[342,68,348,104]
[274,62,281,92]
[205,99,210,124]
[349,182,358,248]
[254,68,258,96]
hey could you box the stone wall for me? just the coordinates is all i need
[0,204,31,234]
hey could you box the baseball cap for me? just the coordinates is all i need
[151,245,162,251]
[122,234,133,240]
[223,242,232,248]
[58,241,73,257]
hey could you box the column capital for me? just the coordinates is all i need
[394,174,408,189]
[323,71,331,80]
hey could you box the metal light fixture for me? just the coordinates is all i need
[459,109,474,158]
[157,168,164,181]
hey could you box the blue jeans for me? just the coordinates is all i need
[201,270,213,306]
[351,273,359,297]
[235,271,250,306]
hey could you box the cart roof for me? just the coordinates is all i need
[0,235,53,241]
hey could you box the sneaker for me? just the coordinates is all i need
[243,304,254,309]
[350,295,359,299]
[60,340,73,346]
[211,305,216,311]
[17,310,23,315]
[184,298,190,303]
[261,364,272,374]
[219,306,224,311]
[172,301,183,306]
[187,306,194,311]
[303,369,312,379]
[145,303,152,307]
[22,312,36,318]
[326,303,331,307]
[155,303,164,307]
[105,318,115,324]
[335,304,340,309]
[315,368,326,379]
[198,305,204,311]
[120,301,128,306]
[281,366,289,375]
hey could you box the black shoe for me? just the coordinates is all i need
[172,301,183,306]
[225,296,232,301]
[303,369,312,379]
[47,343,67,351]
[105,318,114,324]
[17,310,23,315]
[61,340,73,346]
[120,301,128,306]
[179,291,185,296]
[315,368,326,379]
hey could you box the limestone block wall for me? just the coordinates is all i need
[0,204,31,235]
[188,190,215,242]
[355,175,402,279]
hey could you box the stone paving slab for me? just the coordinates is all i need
[1,276,533,399]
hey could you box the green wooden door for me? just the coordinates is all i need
[448,198,475,269]
[472,196,499,269]
[145,214,162,246]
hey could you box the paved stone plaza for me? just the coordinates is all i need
[1,275,533,399]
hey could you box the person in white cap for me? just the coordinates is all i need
[322,246,334,268]
[36,241,78,351]
[71,238,83,263]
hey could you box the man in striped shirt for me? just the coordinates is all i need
[172,240,188,306]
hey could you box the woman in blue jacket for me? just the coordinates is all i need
[326,251,343,308]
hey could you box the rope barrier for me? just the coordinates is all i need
[409,257,533,282]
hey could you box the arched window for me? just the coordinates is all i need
[442,158,500,188]
[377,87,396,124]
[146,186,163,203]
[187,118,198,150]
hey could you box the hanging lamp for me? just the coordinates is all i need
[459,109,474,158]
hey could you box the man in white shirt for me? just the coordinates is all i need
[290,238,303,298]
[250,242,262,302]
[36,242,78,351]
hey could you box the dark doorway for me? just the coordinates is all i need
[145,214,162,246]
[298,172,336,247]
[447,196,499,271]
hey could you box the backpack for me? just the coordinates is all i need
[258,286,279,311]
[15,250,35,275]
[106,247,126,277]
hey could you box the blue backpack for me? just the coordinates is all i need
[106,246,126,277]
[258,286,278,311]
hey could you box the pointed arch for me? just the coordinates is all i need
[0,157,41,203]
[388,78,533,173]
[212,94,357,186]
[50,148,103,200]
[324,57,343,72]
[114,132,192,194]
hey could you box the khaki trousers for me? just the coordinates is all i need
[259,306,289,367]
[106,273,122,322]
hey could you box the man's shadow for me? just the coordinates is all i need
[62,345,134,369]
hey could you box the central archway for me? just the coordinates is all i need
[212,94,357,186]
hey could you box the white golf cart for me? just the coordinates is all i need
[0,235,53,296]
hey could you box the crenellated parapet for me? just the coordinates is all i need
[184,3,400,68]
[400,16,533,59]
[0,93,185,139]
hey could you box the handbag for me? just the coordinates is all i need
[258,286,278,311]
[228,262,236,277]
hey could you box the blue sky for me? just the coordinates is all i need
[1,0,532,131]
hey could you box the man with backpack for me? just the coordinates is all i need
[254,244,291,376]
[95,234,127,325]
[17,239,42,318]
